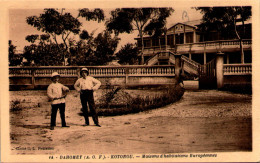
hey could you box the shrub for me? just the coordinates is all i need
[96,84,185,116]
[10,99,23,112]
[10,98,43,112]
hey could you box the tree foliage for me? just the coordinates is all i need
[196,7,251,40]
[106,8,174,64]
[9,40,22,66]
[27,9,81,35]
[144,8,173,37]
[80,30,90,40]
[26,8,105,65]
[67,30,119,66]
[92,31,120,65]
[115,43,138,65]
[69,32,95,66]
[196,6,251,63]
[25,35,39,43]
[79,8,104,22]
[23,35,65,66]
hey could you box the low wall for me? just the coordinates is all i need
[199,63,252,90]
[9,65,176,90]
[199,75,252,90]
[222,75,252,94]
[224,75,251,85]
[223,64,252,90]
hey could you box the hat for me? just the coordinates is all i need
[81,68,89,72]
[51,72,60,77]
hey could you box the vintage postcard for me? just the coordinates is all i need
[1,0,260,162]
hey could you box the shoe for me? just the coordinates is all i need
[62,125,70,128]
[95,124,101,127]
[50,126,54,130]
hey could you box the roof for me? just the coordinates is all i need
[182,19,202,27]
[136,19,202,39]
[135,18,251,39]
[167,19,202,30]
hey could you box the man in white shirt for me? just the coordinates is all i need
[47,72,70,130]
[74,68,101,127]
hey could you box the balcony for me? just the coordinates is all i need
[139,39,252,56]
[140,45,175,57]
[176,39,252,54]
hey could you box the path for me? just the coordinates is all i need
[10,89,252,155]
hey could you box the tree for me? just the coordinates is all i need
[26,8,105,65]
[69,31,95,65]
[24,34,66,66]
[106,8,174,64]
[69,30,119,65]
[196,7,252,63]
[25,34,39,43]
[92,30,120,65]
[9,40,22,66]
[115,43,138,65]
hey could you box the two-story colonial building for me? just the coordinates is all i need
[135,19,252,67]
[135,19,252,89]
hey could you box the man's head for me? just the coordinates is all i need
[51,72,60,83]
[80,68,89,78]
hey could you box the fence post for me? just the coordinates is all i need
[125,67,129,87]
[216,52,224,89]
[77,67,81,78]
[31,68,35,89]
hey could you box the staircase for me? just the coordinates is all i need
[146,54,159,65]
[146,52,200,76]
[181,55,200,76]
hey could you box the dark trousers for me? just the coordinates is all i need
[80,90,99,125]
[51,103,66,127]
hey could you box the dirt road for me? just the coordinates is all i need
[10,90,252,155]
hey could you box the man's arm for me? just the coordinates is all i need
[47,85,55,100]
[74,79,81,92]
[92,77,101,91]
[62,85,70,92]
[61,84,70,98]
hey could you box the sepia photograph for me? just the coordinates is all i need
[1,0,260,162]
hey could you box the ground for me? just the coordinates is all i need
[9,89,252,155]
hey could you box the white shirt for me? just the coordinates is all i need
[74,76,101,92]
[47,82,69,104]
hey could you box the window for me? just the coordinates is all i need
[152,37,166,47]
[143,40,151,47]
[167,35,174,46]
[186,32,194,43]
[137,39,151,48]
[160,38,165,46]
[152,38,159,47]
[175,33,184,44]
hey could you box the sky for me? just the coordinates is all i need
[9,7,203,53]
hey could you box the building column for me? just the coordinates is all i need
[216,52,224,89]
[193,30,196,43]
[204,52,207,65]
[189,52,192,60]
[173,34,176,46]
[183,32,186,44]
[241,51,245,64]
[175,53,182,83]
